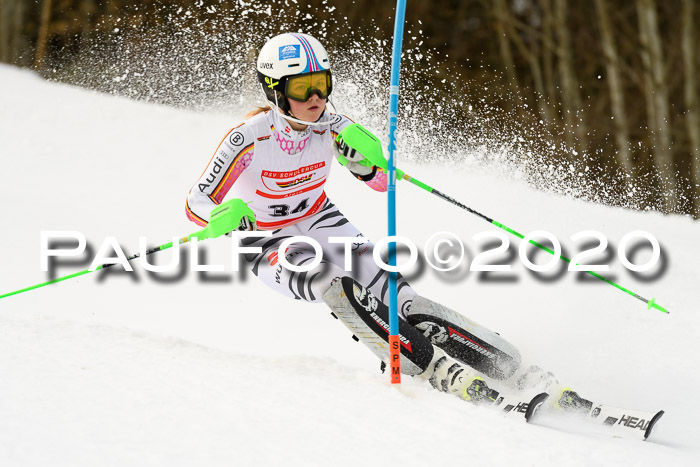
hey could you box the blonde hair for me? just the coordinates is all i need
[244,106,270,120]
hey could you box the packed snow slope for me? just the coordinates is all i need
[1,64,698,466]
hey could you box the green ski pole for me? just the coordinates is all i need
[397,172,669,314]
[333,123,667,313]
[0,199,254,300]
[0,238,189,300]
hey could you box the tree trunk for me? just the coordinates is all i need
[0,0,27,65]
[594,0,633,177]
[0,0,9,62]
[80,0,96,43]
[553,0,587,155]
[540,0,557,126]
[34,0,53,70]
[10,0,24,63]
[492,0,521,107]
[502,5,555,128]
[637,0,676,212]
[681,0,700,218]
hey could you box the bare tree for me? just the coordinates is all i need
[493,0,522,107]
[553,0,587,155]
[0,0,25,64]
[80,0,97,43]
[637,0,676,212]
[681,0,700,217]
[595,0,633,178]
[0,0,8,63]
[499,1,556,128]
[540,0,557,125]
[34,0,53,70]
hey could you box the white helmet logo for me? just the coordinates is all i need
[279,44,300,60]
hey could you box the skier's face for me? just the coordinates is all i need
[288,93,326,125]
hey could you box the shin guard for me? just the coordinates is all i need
[406,296,521,379]
[322,277,434,375]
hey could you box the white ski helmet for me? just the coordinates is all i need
[256,33,332,114]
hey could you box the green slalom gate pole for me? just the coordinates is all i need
[0,199,253,300]
[398,173,669,314]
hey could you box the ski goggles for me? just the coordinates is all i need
[283,70,332,102]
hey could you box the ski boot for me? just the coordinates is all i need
[424,348,500,404]
[556,388,593,414]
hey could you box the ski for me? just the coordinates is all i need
[480,390,549,422]
[586,403,664,440]
[529,390,665,441]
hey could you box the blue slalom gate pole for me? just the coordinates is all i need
[387,0,407,384]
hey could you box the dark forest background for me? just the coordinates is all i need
[1,0,698,217]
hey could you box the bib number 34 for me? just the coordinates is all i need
[268,198,309,217]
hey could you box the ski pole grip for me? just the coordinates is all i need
[189,199,255,241]
[336,124,406,179]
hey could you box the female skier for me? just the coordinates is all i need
[185,32,569,410]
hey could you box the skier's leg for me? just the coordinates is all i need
[292,200,523,380]
[238,216,392,304]
[323,277,499,402]
[287,199,417,313]
[239,229,497,396]
[244,200,520,385]
[240,226,346,302]
[405,295,522,380]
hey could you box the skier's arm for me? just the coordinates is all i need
[186,125,255,226]
[330,115,388,193]
[331,122,391,193]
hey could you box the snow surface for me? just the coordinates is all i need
[1,64,699,466]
